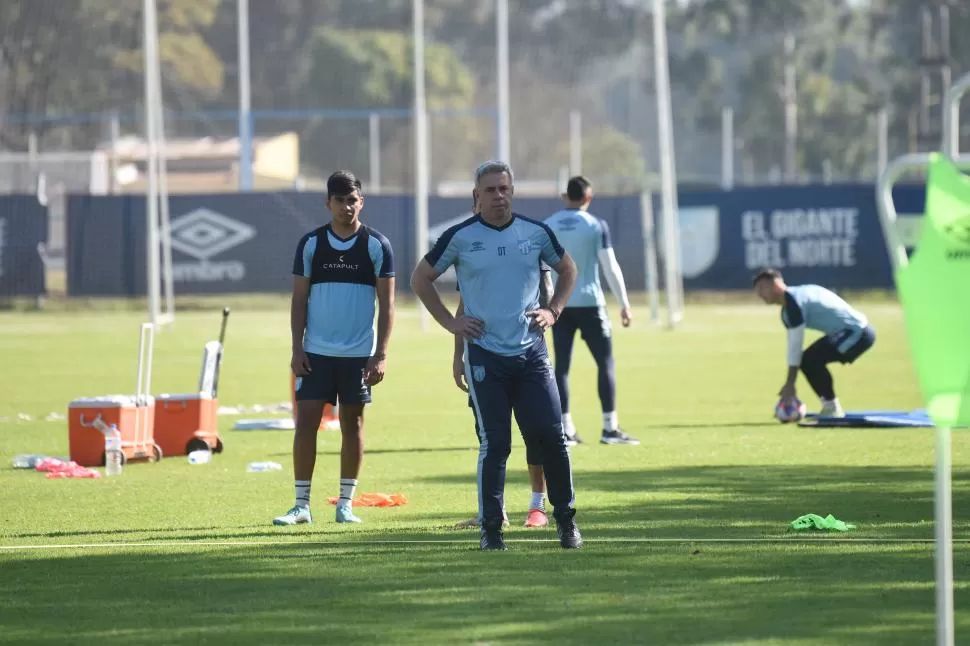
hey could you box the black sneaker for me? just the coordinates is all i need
[600,428,640,445]
[556,514,583,549]
[480,527,508,551]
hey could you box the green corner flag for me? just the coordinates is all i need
[895,153,970,428]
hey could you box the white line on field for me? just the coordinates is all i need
[1,536,966,551]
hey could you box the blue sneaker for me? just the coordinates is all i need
[273,505,312,526]
[336,502,362,524]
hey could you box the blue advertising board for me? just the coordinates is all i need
[0,196,47,297]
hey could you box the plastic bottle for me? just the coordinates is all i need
[247,461,283,473]
[104,425,123,477]
[188,449,212,465]
[12,454,46,469]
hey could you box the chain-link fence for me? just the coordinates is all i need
[2,0,970,301]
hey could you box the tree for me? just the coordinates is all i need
[0,0,224,151]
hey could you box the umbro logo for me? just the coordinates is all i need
[470,241,485,252]
[170,208,256,260]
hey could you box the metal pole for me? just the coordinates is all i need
[652,0,683,326]
[936,424,955,646]
[569,110,582,176]
[640,190,660,324]
[413,0,430,330]
[721,106,734,190]
[110,111,121,194]
[944,73,970,158]
[143,0,160,326]
[783,33,797,183]
[238,0,253,190]
[496,0,510,163]
[369,112,381,194]
[151,9,174,325]
[877,108,889,178]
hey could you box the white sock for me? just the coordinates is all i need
[295,480,311,508]
[338,478,357,506]
[562,412,574,436]
[529,491,546,512]
[603,411,619,431]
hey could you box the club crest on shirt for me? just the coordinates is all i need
[472,365,486,382]
[517,240,532,255]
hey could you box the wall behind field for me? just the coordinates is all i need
[0,184,928,299]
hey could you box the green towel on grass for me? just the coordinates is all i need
[789,513,856,532]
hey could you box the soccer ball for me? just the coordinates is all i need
[774,397,807,423]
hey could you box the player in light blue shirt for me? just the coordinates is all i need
[274,170,395,528]
[545,176,637,446]
[754,268,876,417]
[411,160,583,551]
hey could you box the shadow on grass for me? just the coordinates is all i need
[267,446,476,458]
[9,465,969,545]
[418,464,970,539]
[0,540,965,645]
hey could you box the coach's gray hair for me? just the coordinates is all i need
[474,160,514,187]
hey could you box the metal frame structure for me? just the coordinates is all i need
[875,70,970,646]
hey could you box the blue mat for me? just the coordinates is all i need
[799,409,936,428]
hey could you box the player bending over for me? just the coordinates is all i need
[753,268,875,418]
[274,170,395,526]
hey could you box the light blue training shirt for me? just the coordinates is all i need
[292,224,394,358]
[782,284,869,351]
[426,213,565,357]
[544,208,612,308]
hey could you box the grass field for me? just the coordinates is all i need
[1,297,968,645]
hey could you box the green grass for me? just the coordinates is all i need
[1,297,969,645]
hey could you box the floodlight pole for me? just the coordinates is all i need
[413,0,430,330]
[496,0,510,163]
[651,0,683,326]
[238,0,253,191]
[143,0,161,327]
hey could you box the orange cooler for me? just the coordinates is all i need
[68,395,159,467]
[154,393,223,456]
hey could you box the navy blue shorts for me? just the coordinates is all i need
[825,326,876,364]
[294,353,371,405]
[802,326,876,368]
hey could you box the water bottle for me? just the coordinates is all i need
[12,454,45,469]
[246,461,283,473]
[104,425,123,477]
[188,449,212,465]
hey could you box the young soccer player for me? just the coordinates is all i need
[274,170,395,526]
[545,176,637,445]
[753,268,876,417]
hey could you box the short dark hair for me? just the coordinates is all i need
[752,267,782,286]
[566,176,592,201]
[327,170,362,197]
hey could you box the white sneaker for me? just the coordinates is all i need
[335,502,362,524]
[820,399,845,418]
[273,505,312,526]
